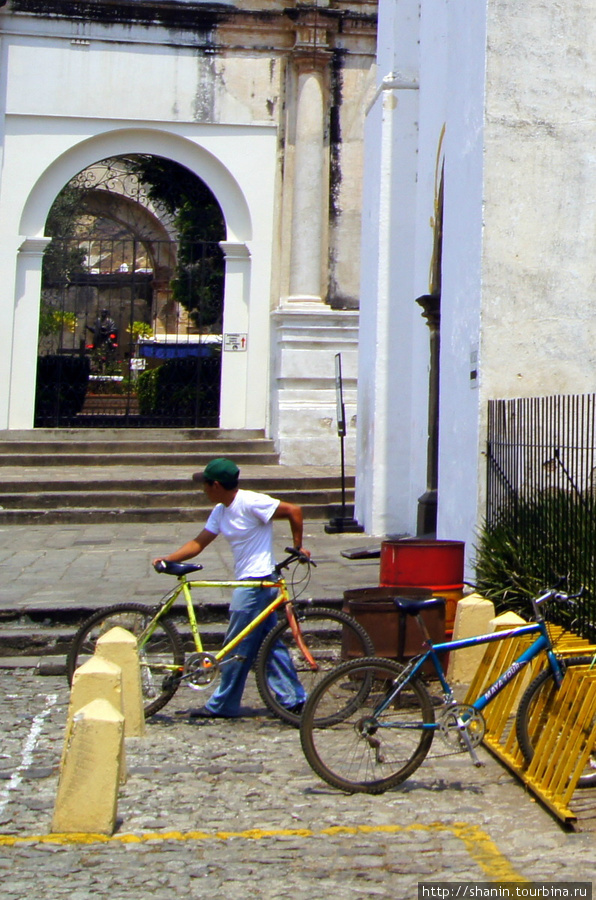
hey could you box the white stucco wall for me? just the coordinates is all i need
[354,0,596,577]
[441,0,596,568]
[0,14,278,431]
[481,0,596,399]
[356,0,488,565]
[355,0,430,537]
[434,1,487,569]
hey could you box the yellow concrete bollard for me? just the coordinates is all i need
[490,610,527,630]
[63,656,126,781]
[95,626,145,737]
[447,592,496,684]
[51,698,124,836]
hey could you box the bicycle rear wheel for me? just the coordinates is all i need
[255,607,375,726]
[516,655,596,788]
[300,657,435,794]
[66,603,185,718]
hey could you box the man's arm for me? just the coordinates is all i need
[152,528,217,566]
[271,501,309,556]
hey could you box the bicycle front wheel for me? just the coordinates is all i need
[255,607,375,726]
[516,655,596,788]
[66,603,185,718]
[300,657,435,794]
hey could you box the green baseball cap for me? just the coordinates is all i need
[196,457,240,488]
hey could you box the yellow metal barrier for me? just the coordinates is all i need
[463,628,596,825]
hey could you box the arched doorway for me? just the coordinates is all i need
[35,154,226,427]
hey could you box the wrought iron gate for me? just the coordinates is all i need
[35,237,223,427]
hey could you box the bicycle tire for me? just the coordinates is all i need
[255,607,375,727]
[299,656,435,794]
[516,655,596,788]
[66,603,185,718]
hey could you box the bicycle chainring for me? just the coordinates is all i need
[437,704,486,749]
[184,652,220,690]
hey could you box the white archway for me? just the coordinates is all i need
[20,128,252,242]
[6,127,262,430]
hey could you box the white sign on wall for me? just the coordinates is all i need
[224,333,248,352]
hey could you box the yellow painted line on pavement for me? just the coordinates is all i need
[0,822,528,881]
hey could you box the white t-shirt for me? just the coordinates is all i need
[205,489,280,579]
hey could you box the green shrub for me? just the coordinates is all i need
[135,355,220,425]
[137,367,159,415]
[474,490,596,624]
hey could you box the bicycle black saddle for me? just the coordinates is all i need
[392,596,446,615]
[154,560,203,576]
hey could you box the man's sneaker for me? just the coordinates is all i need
[186,706,234,719]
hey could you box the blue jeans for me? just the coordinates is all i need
[204,580,306,717]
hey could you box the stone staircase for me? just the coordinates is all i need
[0,428,355,524]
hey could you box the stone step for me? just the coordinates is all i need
[0,487,352,509]
[0,439,275,454]
[0,427,351,523]
[0,501,354,524]
[0,623,229,658]
[0,598,345,660]
[0,451,279,466]
[0,428,266,441]
[0,475,351,494]
[0,428,278,466]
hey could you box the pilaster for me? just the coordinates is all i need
[271,307,358,465]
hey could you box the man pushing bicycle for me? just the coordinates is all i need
[152,457,310,719]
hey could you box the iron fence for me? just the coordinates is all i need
[486,394,596,638]
[35,237,223,427]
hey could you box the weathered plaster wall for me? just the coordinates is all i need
[481,0,596,399]
[0,10,279,430]
[0,0,377,464]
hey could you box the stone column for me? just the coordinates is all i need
[287,13,330,306]
[219,241,251,428]
[355,70,423,536]
[9,237,51,428]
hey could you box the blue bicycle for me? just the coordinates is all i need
[299,584,592,793]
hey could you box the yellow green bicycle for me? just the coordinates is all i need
[66,548,374,726]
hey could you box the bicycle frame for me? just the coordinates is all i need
[375,618,564,723]
[137,573,317,674]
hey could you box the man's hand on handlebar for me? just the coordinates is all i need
[275,547,316,572]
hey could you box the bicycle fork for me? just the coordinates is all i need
[285,603,318,669]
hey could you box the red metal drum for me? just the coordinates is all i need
[379,538,465,632]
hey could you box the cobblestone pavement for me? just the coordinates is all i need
[1,523,596,897]
[2,670,596,899]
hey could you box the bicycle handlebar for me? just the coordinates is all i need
[534,583,586,607]
[274,547,316,575]
[153,548,315,578]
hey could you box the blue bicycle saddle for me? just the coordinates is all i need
[393,596,446,615]
[154,561,203,576]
